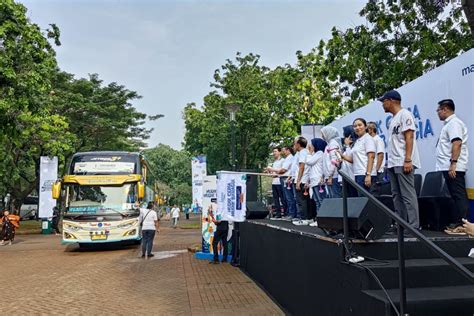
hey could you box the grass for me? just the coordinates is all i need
[17,220,42,234]
[179,222,201,229]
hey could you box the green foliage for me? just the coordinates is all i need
[0,1,151,209]
[143,144,192,206]
[183,1,473,173]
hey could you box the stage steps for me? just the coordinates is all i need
[355,257,474,289]
[351,256,474,315]
[362,285,474,316]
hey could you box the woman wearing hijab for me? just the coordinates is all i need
[304,138,327,227]
[321,126,343,198]
[339,125,359,197]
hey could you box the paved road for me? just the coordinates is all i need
[1,216,283,315]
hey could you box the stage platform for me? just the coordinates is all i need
[240,219,474,316]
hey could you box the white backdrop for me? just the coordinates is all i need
[330,49,474,197]
[39,156,58,218]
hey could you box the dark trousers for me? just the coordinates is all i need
[213,229,228,262]
[52,219,60,234]
[355,175,377,197]
[295,183,309,220]
[271,184,285,217]
[141,230,156,256]
[442,171,470,226]
[281,178,296,217]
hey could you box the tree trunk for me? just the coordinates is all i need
[463,0,474,38]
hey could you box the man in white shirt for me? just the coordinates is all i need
[435,99,470,233]
[292,136,310,225]
[368,121,386,195]
[379,90,420,229]
[140,202,158,258]
[171,205,180,228]
[279,146,297,219]
[266,147,287,219]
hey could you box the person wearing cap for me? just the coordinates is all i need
[379,90,420,229]
[435,99,470,234]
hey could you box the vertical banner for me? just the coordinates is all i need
[39,156,58,218]
[191,155,207,212]
[201,176,217,253]
[217,172,247,222]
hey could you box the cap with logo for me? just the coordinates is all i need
[377,90,401,102]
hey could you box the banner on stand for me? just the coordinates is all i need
[217,172,247,223]
[191,155,207,211]
[39,156,58,218]
[201,176,217,253]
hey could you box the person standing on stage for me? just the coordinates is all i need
[265,147,287,219]
[292,136,309,225]
[279,146,296,219]
[367,121,386,195]
[434,99,470,234]
[306,138,327,227]
[339,118,376,195]
[379,90,420,229]
[339,125,358,197]
[321,126,343,198]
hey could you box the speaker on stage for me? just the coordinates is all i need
[246,201,269,219]
[317,197,391,240]
[244,173,258,202]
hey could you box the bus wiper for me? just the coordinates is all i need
[99,208,128,217]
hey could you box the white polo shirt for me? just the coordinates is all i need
[372,134,385,173]
[281,154,294,177]
[387,108,421,169]
[349,133,376,176]
[293,148,308,183]
[271,158,284,185]
[436,114,469,172]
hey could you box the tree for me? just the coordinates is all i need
[321,0,474,109]
[143,144,192,206]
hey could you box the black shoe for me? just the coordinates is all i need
[209,260,219,264]
[148,253,154,257]
[141,254,146,258]
[221,259,227,263]
[386,226,397,235]
[231,261,239,267]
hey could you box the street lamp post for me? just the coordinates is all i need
[225,104,240,171]
[225,103,241,266]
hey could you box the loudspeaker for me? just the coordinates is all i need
[244,173,258,202]
[246,201,269,220]
[317,197,391,240]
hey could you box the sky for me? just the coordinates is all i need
[21,0,366,150]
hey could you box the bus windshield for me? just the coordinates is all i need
[65,184,138,215]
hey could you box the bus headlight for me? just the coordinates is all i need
[118,220,138,229]
[64,223,81,232]
[123,229,137,237]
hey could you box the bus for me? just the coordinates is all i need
[52,151,156,245]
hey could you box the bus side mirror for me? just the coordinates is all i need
[52,181,61,199]
[137,182,145,199]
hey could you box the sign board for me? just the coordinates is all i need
[330,49,474,198]
[217,172,247,222]
[39,156,58,218]
[201,176,217,253]
[73,162,135,174]
[191,155,207,209]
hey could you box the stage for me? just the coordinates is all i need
[240,219,474,316]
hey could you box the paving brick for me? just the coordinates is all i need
[1,215,282,315]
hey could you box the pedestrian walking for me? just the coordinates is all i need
[140,202,158,258]
[171,204,180,228]
[51,206,61,235]
[0,210,20,246]
[379,90,420,229]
